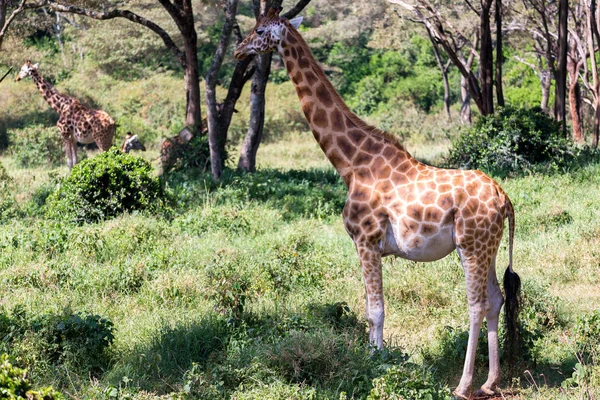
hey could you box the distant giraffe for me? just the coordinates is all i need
[234,8,521,399]
[120,133,146,153]
[15,61,115,168]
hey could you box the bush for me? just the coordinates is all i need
[446,106,572,174]
[8,125,64,168]
[47,148,171,224]
[0,163,20,222]
[366,364,451,400]
[0,354,64,399]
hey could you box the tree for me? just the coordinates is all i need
[567,2,585,143]
[236,0,311,174]
[514,0,558,114]
[1,0,203,136]
[389,0,498,116]
[555,0,568,131]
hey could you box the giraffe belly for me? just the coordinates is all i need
[75,131,95,145]
[380,222,455,262]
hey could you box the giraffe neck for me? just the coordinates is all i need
[30,70,74,114]
[277,22,414,181]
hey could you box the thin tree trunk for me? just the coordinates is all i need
[206,0,239,180]
[183,35,202,134]
[458,34,478,124]
[540,71,551,113]
[238,53,271,172]
[427,27,451,120]
[495,0,504,107]
[555,0,568,132]
[480,0,495,115]
[568,42,584,142]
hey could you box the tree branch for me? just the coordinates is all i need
[45,0,185,64]
[282,0,311,19]
[0,0,46,50]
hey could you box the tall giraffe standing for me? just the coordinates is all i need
[15,61,115,168]
[234,8,521,399]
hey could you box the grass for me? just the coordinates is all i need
[2,126,600,399]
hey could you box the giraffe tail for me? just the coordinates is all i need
[503,196,521,363]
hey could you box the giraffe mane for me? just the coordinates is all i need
[282,19,406,152]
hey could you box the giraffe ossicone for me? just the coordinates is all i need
[235,7,521,399]
[15,60,116,169]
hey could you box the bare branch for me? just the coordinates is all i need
[282,0,311,19]
[0,0,46,49]
[0,66,12,82]
[45,0,185,64]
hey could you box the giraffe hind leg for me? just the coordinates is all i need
[478,256,504,396]
[453,248,494,399]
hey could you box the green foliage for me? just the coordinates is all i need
[0,307,114,381]
[46,148,170,224]
[0,354,64,399]
[8,125,64,168]
[164,133,212,174]
[366,364,452,400]
[0,163,20,222]
[205,250,253,320]
[573,309,600,356]
[446,106,572,174]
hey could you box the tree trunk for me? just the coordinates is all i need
[427,27,451,120]
[238,53,271,172]
[183,34,202,135]
[480,0,494,115]
[541,73,551,113]
[567,41,584,143]
[555,0,568,132]
[206,0,239,180]
[495,0,504,107]
[458,34,478,124]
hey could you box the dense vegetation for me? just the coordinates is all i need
[1,0,600,398]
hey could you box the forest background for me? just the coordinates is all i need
[1,0,600,399]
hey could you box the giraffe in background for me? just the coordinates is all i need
[234,8,520,399]
[15,61,115,168]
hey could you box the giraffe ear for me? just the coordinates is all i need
[32,63,39,70]
[289,16,303,30]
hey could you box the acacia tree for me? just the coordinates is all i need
[567,2,585,142]
[0,0,203,135]
[514,0,558,113]
[204,0,310,179]
[555,0,568,129]
[389,0,500,116]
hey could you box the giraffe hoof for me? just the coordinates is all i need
[452,388,470,399]
[475,386,497,397]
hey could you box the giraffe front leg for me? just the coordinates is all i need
[356,242,385,350]
[63,136,77,169]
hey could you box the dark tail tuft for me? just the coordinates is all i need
[503,266,521,363]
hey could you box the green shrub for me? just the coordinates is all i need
[164,133,212,174]
[0,307,114,380]
[0,163,20,221]
[8,125,64,168]
[47,148,170,224]
[366,364,452,400]
[446,106,572,174]
[0,354,64,399]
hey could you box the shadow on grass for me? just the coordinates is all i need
[106,303,418,398]
[422,326,579,392]
[165,167,348,220]
[0,111,57,151]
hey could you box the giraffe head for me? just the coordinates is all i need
[233,7,303,60]
[121,133,146,153]
[15,60,39,82]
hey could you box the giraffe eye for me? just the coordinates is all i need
[256,28,265,36]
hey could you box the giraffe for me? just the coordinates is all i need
[15,61,116,168]
[120,133,146,153]
[234,8,521,399]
